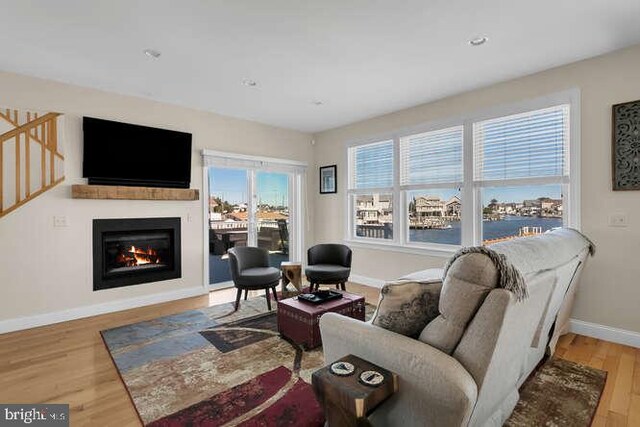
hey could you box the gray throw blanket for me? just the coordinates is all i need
[443,246,529,302]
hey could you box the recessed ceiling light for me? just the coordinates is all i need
[143,48,161,58]
[469,36,488,47]
[311,100,324,106]
[242,79,258,87]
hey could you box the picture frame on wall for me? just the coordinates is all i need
[612,99,640,190]
[319,165,337,194]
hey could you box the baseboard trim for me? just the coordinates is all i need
[350,274,386,288]
[569,318,640,348]
[0,287,208,334]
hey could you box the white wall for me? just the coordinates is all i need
[312,43,640,334]
[0,71,313,328]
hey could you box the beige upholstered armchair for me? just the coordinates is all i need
[320,229,593,427]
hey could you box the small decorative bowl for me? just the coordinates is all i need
[330,361,355,376]
[359,370,385,387]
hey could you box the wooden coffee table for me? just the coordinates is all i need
[312,354,398,427]
[277,291,365,349]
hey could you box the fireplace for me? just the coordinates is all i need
[93,218,181,290]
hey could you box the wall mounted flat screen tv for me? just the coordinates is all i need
[82,117,192,188]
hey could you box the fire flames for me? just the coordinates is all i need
[115,245,161,267]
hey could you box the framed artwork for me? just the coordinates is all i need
[319,165,337,194]
[612,99,640,190]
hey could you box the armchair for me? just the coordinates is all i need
[320,228,594,426]
[305,244,352,292]
[227,247,281,311]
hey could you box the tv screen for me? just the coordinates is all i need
[82,117,192,188]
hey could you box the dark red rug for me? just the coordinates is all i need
[148,366,323,427]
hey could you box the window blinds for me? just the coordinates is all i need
[473,105,570,181]
[349,140,394,189]
[400,126,463,185]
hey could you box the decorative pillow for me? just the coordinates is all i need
[418,252,499,354]
[371,280,442,338]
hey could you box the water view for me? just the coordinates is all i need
[356,185,564,245]
[409,216,563,245]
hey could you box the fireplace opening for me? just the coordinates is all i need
[93,218,181,290]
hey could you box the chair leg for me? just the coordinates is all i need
[244,289,248,300]
[341,282,346,291]
[272,286,278,302]
[335,283,339,289]
[234,289,242,311]
[265,288,272,311]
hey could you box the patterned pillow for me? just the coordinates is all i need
[371,280,442,338]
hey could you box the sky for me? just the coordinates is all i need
[209,167,288,206]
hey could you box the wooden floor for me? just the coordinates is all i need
[555,333,640,426]
[0,283,637,426]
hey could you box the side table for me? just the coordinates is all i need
[281,261,302,297]
[312,354,398,427]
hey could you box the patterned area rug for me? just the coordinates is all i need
[101,297,374,426]
[505,357,607,426]
[102,298,605,426]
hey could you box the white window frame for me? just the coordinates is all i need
[345,89,580,257]
[202,150,307,290]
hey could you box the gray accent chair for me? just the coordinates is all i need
[320,228,593,426]
[228,247,281,311]
[305,244,352,292]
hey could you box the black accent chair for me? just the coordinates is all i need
[228,247,280,311]
[305,244,352,292]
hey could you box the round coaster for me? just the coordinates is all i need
[330,361,355,376]
[359,370,384,387]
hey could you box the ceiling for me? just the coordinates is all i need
[1,1,639,133]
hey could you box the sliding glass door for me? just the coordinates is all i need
[205,154,304,289]
[208,167,249,285]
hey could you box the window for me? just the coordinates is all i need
[400,126,463,245]
[349,140,394,240]
[346,91,578,253]
[474,106,570,243]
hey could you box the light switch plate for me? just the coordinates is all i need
[609,213,628,227]
[53,216,68,227]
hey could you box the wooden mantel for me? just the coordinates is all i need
[71,184,199,201]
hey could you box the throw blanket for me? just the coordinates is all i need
[489,228,595,278]
[442,228,595,303]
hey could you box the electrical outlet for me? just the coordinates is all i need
[53,216,68,227]
[609,213,628,227]
[53,215,68,227]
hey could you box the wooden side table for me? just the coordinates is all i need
[281,261,302,297]
[312,354,398,427]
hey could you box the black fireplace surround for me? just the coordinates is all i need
[93,217,181,291]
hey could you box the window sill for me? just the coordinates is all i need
[344,239,459,258]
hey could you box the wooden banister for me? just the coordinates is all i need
[0,112,60,143]
[0,110,65,218]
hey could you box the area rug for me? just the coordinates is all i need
[101,297,375,426]
[505,357,607,426]
[102,298,605,426]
